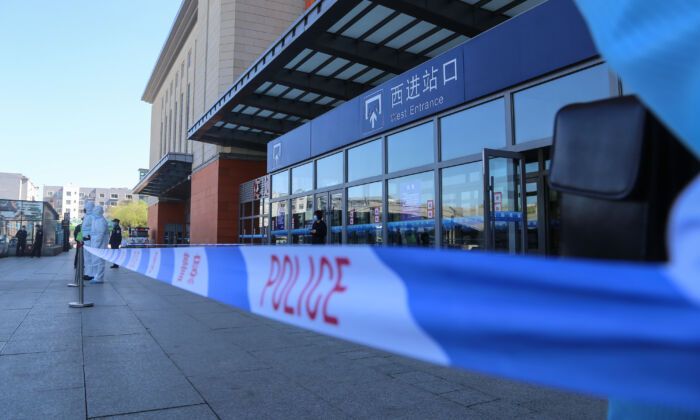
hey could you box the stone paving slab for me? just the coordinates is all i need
[0,251,607,419]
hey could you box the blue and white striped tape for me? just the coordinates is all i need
[85,176,700,411]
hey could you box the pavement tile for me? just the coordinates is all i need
[0,350,84,392]
[469,398,537,420]
[2,334,82,355]
[195,370,348,420]
[91,404,218,419]
[82,306,144,337]
[441,388,498,407]
[0,308,29,340]
[0,386,85,420]
[85,354,203,418]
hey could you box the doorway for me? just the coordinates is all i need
[482,149,526,254]
[315,189,343,244]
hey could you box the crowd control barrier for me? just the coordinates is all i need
[85,238,700,412]
[69,246,93,308]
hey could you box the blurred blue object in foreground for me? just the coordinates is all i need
[571,0,700,159]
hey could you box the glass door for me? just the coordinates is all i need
[483,149,526,253]
[315,190,344,244]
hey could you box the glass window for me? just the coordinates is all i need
[110,194,118,199]
[348,139,382,182]
[387,122,434,173]
[316,152,343,188]
[126,195,132,200]
[441,98,506,160]
[291,195,313,244]
[292,162,313,194]
[66,191,72,196]
[347,182,383,245]
[252,200,261,216]
[441,162,484,250]
[66,200,71,205]
[388,171,435,247]
[514,64,611,143]
[271,200,288,244]
[271,170,289,198]
[99,193,105,198]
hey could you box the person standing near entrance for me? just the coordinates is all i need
[30,225,43,258]
[109,218,122,268]
[82,201,95,280]
[15,226,27,257]
[310,210,327,245]
[87,206,109,283]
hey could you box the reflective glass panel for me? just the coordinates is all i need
[441,162,484,250]
[271,171,289,198]
[271,200,288,244]
[514,64,611,143]
[292,162,313,194]
[316,152,343,188]
[387,122,434,173]
[348,139,381,182]
[291,195,313,244]
[347,182,382,245]
[387,171,435,247]
[441,99,506,160]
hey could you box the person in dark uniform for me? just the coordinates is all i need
[109,219,122,268]
[310,210,327,245]
[15,226,27,257]
[31,225,43,258]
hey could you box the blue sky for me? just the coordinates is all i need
[0,1,182,192]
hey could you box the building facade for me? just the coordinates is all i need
[0,172,40,201]
[140,0,637,254]
[136,0,308,245]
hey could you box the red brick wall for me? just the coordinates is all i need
[147,202,186,244]
[305,0,315,9]
[190,157,266,244]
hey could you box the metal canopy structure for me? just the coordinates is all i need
[133,153,193,200]
[188,0,546,150]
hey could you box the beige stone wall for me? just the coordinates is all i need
[147,0,305,171]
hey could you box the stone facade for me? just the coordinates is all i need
[141,0,305,244]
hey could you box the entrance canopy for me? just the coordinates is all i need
[133,153,192,200]
[188,0,545,150]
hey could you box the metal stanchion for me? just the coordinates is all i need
[69,246,93,308]
[67,246,80,287]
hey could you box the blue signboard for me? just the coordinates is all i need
[361,48,465,136]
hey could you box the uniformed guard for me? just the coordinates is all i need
[109,218,122,268]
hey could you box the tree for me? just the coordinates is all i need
[106,200,147,236]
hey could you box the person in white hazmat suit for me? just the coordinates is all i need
[81,201,95,280]
[87,206,109,284]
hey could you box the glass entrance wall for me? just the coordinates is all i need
[347,182,382,245]
[388,171,435,247]
[262,60,616,252]
[291,195,313,243]
[441,162,484,250]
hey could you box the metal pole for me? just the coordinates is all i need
[69,246,94,308]
[67,246,79,287]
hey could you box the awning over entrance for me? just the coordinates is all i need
[133,153,192,200]
[188,0,546,150]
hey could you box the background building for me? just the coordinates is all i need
[0,172,40,201]
[136,0,308,244]
[43,185,135,221]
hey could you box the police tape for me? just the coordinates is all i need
[84,244,700,411]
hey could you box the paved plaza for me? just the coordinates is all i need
[0,251,606,419]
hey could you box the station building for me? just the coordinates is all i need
[138,0,629,254]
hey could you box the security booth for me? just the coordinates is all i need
[0,200,62,256]
[189,0,628,254]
